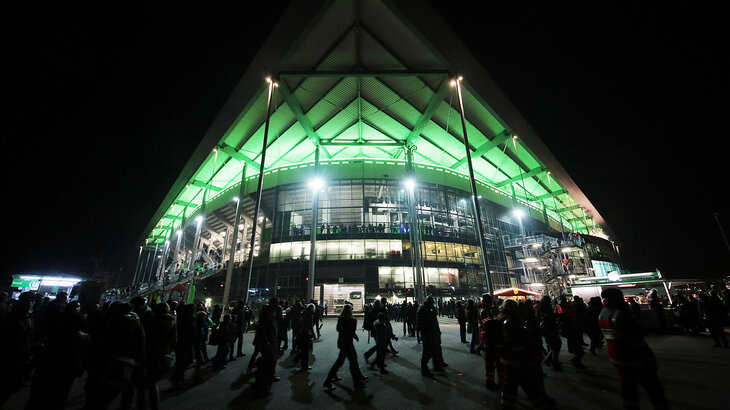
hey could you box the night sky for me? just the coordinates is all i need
[5,1,728,288]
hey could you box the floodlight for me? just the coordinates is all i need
[404,178,416,191]
[307,177,325,190]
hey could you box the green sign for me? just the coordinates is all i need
[11,278,40,290]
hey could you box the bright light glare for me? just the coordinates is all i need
[233,197,240,202]
[308,177,325,190]
[513,209,525,218]
[176,230,182,236]
[195,216,203,224]
[524,257,539,263]
[561,247,572,253]
[404,178,416,191]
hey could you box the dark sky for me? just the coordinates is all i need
[5,1,729,288]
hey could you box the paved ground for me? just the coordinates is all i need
[6,317,730,409]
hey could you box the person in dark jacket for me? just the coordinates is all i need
[466,299,480,353]
[26,301,88,410]
[83,302,146,410]
[172,304,196,388]
[194,310,211,365]
[537,296,562,371]
[231,301,247,357]
[584,297,605,355]
[373,311,394,374]
[600,288,668,409]
[288,300,303,353]
[0,292,35,407]
[456,301,468,343]
[555,295,586,369]
[139,302,176,410]
[701,291,729,348]
[295,304,315,371]
[323,304,367,390]
[417,296,443,376]
[213,314,232,370]
[253,302,279,397]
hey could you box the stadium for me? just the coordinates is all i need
[133,0,621,308]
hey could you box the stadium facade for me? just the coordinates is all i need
[134,0,621,307]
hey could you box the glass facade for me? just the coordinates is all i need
[241,178,525,299]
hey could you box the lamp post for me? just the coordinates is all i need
[244,76,278,305]
[452,76,494,295]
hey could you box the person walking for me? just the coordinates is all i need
[372,312,392,374]
[555,295,586,369]
[418,296,443,376]
[499,300,555,409]
[212,314,232,370]
[464,300,479,354]
[253,302,280,397]
[456,301,468,343]
[479,293,503,389]
[700,291,729,348]
[324,304,368,390]
[139,302,176,410]
[584,296,605,355]
[231,301,247,358]
[599,288,669,409]
[294,303,315,372]
[536,296,562,371]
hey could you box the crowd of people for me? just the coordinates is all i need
[1,284,728,409]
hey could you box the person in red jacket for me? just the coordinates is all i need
[478,293,502,390]
[499,299,555,409]
[599,288,668,410]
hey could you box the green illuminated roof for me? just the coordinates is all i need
[141,0,613,245]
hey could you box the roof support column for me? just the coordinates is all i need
[307,147,321,302]
[223,165,246,307]
[132,245,144,285]
[173,228,182,274]
[157,238,170,280]
[244,77,278,305]
[144,243,159,283]
[453,77,494,295]
[189,217,203,272]
[405,146,424,303]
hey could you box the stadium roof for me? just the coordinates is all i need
[141,0,614,246]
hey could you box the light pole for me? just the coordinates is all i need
[244,76,278,305]
[452,76,494,295]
